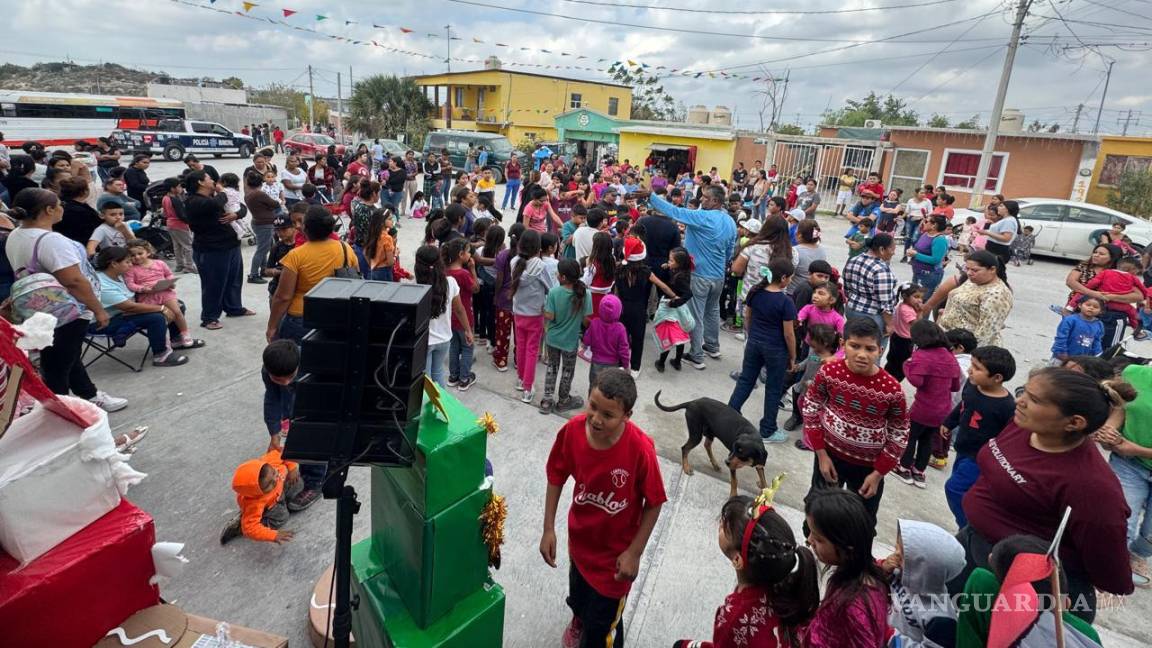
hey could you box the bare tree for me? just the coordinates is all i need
[751,67,790,132]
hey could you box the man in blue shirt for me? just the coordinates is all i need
[845,190,882,239]
[532,144,553,171]
[476,145,489,169]
[642,184,738,369]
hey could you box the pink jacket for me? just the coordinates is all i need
[582,294,630,367]
[904,346,963,427]
[123,259,177,306]
[801,581,890,648]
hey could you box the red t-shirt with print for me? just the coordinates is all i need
[446,267,475,329]
[546,414,667,599]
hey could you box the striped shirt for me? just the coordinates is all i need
[843,252,898,316]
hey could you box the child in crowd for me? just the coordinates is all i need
[122,240,199,349]
[1079,258,1147,336]
[541,370,666,648]
[582,294,631,386]
[673,494,819,648]
[362,208,396,282]
[782,324,840,433]
[473,223,503,349]
[219,172,248,241]
[491,223,525,371]
[653,247,694,372]
[930,327,979,470]
[411,191,429,220]
[511,230,555,402]
[884,283,924,382]
[845,218,872,259]
[881,519,967,647]
[263,215,297,296]
[801,489,890,647]
[540,232,560,278]
[160,177,196,274]
[894,320,963,489]
[585,231,617,319]
[476,168,496,205]
[1052,296,1104,362]
[442,238,479,391]
[796,284,845,340]
[956,535,1103,648]
[1011,225,1036,266]
[942,346,1017,528]
[614,236,654,377]
[220,446,300,545]
[561,205,586,260]
[728,259,797,443]
[414,245,471,388]
[958,216,977,253]
[803,316,909,520]
[541,259,592,414]
[523,185,562,233]
[261,169,286,214]
[87,203,134,256]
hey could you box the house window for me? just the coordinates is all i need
[888,148,930,197]
[939,149,1008,193]
[454,87,464,108]
[570,93,583,109]
[608,97,619,116]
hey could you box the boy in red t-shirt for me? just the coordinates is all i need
[542,369,667,648]
[859,171,885,200]
[442,238,480,390]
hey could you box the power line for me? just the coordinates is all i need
[446,0,1008,43]
[556,0,963,15]
[887,11,995,93]
[1077,0,1152,24]
[907,46,1007,105]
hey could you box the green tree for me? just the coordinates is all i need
[250,84,329,126]
[822,92,919,127]
[928,113,950,128]
[1108,169,1152,219]
[954,115,980,129]
[221,76,245,90]
[607,63,680,121]
[774,124,806,135]
[347,75,433,144]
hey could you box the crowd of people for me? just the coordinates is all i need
[3,133,1152,647]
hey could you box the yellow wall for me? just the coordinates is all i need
[1087,136,1152,206]
[618,131,736,177]
[415,70,631,144]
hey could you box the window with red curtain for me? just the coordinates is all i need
[942,151,1006,191]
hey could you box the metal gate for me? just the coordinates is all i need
[771,139,879,207]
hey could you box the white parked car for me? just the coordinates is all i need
[953,198,1151,261]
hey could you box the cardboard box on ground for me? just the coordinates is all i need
[94,604,288,648]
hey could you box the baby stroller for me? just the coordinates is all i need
[134,180,175,260]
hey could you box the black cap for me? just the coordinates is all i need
[273,215,293,229]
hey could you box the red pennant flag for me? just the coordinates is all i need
[282,8,296,17]
[400,27,413,33]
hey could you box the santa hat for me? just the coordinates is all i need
[624,237,647,263]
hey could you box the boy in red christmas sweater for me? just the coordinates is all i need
[801,316,909,521]
[541,368,667,648]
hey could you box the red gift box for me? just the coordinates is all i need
[0,499,160,648]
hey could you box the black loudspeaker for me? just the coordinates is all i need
[283,278,432,468]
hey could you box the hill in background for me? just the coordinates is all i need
[0,62,236,96]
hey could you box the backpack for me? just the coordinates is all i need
[8,233,82,326]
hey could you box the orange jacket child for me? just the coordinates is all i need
[224,448,301,544]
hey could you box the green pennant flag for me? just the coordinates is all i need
[316,14,328,21]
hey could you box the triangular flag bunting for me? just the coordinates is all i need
[373,23,385,28]
[473,37,483,43]
[495,43,508,47]
[345,20,356,25]
[242,1,257,11]
[282,8,296,17]
[540,49,552,53]
[316,14,327,20]
[626,59,637,66]
[400,27,413,33]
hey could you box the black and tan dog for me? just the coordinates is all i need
[654,391,769,497]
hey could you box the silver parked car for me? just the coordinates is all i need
[953,198,1151,261]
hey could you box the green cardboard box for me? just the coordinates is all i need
[350,569,505,648]
[383,390,488,518]
[370,469,491,627]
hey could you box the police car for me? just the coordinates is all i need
[112,119,255,162]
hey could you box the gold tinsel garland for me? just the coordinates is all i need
[477,412,499,435]
[479,493,507,569]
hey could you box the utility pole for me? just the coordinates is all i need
[969,0,1033,210]
[445,25,452,72]
[337,72,344,143]
[1070,103,1084,133]
[1118,109,1138,136]
[96,60,102,95]
[1092,60,1114,135]
[307,64,316,132]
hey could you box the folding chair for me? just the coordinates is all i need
[82,322,152,372]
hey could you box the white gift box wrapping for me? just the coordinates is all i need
[0,397,146,565]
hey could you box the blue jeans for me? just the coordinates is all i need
[382,189,402,210]
[945,455,981,528]
[193,246,245,324]
[249,224,275,279]
[260,368,323,489]
[94,312,179,355]
[1110,453,1152,558]
[728,340,788,438]
[369,266,393,281]
[276,314,308,344]
[503,179,521,209]
[904,219,920,251]
[913,267,944,303]
[448,329,474,381]
[426,340,450,388]
[688,274,724,362]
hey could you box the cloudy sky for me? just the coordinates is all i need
[7,0,1151,135]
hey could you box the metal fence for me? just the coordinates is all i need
[770,138,881,206]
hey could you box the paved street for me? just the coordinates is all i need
[99,155,1148,646]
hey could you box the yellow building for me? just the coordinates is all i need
[411,63,632,146]
[617,124,737,179]
[1086,135,1152,206]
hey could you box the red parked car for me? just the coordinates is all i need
[284,132,345,160]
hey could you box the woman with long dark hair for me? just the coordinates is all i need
[980,199,1021,267]
[183,170,251,329]
[936,250,1013,346]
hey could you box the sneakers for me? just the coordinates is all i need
[721,321,741,333]
[654,359,666,373]
[492,360,509,372]
[763,430,789,444]
[555,396,584,412]
[521,388,534,403]
[287,488,321,512]
[734,332,746,342]
[1131,554,1151,588]
[515,378,524,391]
[794,438,812,451]
[894,465,914,485]
[457,374,476,391]
[669,358,682,371]
[912,469,927,489]
[928,456,949,471]
[686,358,707,370]
[562,617,583,648]
[247,276,268,284]
[89,391,128,412]
[630,369,641,380]
[705,348,723,360]
[447,375,460,387]
[220,514,242,545]
[538,398,554,415]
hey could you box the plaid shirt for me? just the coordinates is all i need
[843,252,897,315]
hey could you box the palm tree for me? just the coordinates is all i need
[347,75,434,144]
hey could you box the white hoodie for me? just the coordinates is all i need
[889,519,967,648]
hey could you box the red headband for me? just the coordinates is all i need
[740,503,772,565]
